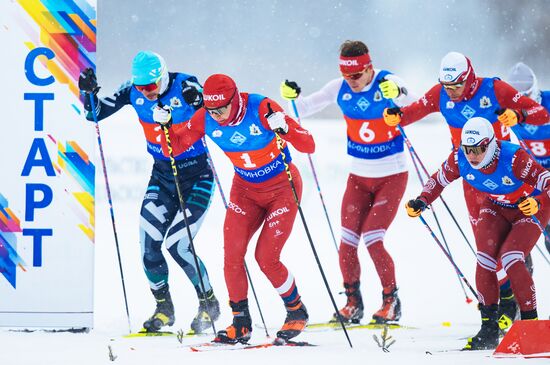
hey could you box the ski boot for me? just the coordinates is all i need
[277,302,309,341]
[497,288,518,331]
[143,286,175,332]
[214,299,252,344]
[190,289,220,333]
[331,282,364,323]
[371,287,401,324]
[520,309,538,320]
[464,304,500,350]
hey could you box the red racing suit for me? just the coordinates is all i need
[400,78,549,227]
[418,142,550,312]
[166,94,315,306]
[292,70,415,297]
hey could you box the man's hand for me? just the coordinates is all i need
[280,80,301,100]
[517,196,539,216]
[405,198,427,217]
[153,105,172,127]
[265,103,288,134]
[496,108,522,127]
[383,107,403,127]
[379,79,400,99]
[182,81,203,109]
[78,68,99,94]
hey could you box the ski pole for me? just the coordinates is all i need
[407,140,473,303]
[291,100,339,252]
[381,79,475,255]
[418,214,478,300]
[270,121,352,348]
[201,138,270,337]
[160,109,216,334]
[88,94,132,333]
[396,124,476,256]
[386,96,474,298]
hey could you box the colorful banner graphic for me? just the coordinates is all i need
[0,0,96,328]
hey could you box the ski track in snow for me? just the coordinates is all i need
[2,110,549,364]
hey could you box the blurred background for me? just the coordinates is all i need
[97,0,550,117]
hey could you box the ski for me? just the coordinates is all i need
[189,338,315,352]
[425,349,465,354]
[307,321,417,331]
[123,328,203,338]
[426,349,494,354]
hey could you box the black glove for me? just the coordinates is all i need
[405,198,427,217]
[182,81,203,110]
[78,67,99,94]
[386,106,403,116]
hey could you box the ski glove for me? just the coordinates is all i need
[153,105,172,127]
[265,103,288,134]
[78,67,99,94]
[181,81,203,110]
[517,196,539,216]
[379,79,401,99]
[280,80,301,100]
[405,198,427,217]
[496,108,523,127]
[383,107,403,127]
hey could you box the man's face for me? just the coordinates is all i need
[462,144,489,167]
[343,66,374,92]
[135,81,160,101]
[441,81,466,101]
[206,104,232,124]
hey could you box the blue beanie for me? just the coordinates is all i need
[131,51,166,85]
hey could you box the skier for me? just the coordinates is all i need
[383,51,549,329]
[507,61,550,255]
[155,73,315,343]
[405,117,550,350]
[280,40,417,324]
[384,52,549,227]
[487,61,550,329]
[78,51,220,333]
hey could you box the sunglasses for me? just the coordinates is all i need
[441,82,465,90]
[461,144,488,155]
[342,71,365,81]
[206,105,230,116]
[134,82,159,92]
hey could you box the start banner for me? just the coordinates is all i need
[0,0,97,328]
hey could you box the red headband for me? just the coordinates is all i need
[340,53,370,75]
[339,54,372,74]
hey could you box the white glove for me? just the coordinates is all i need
[267,111,288,134]
[153,105,172,125]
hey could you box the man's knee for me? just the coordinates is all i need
[476,251,498,272]
[500,251,525,273]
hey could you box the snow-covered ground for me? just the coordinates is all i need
[1,109,549,364]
